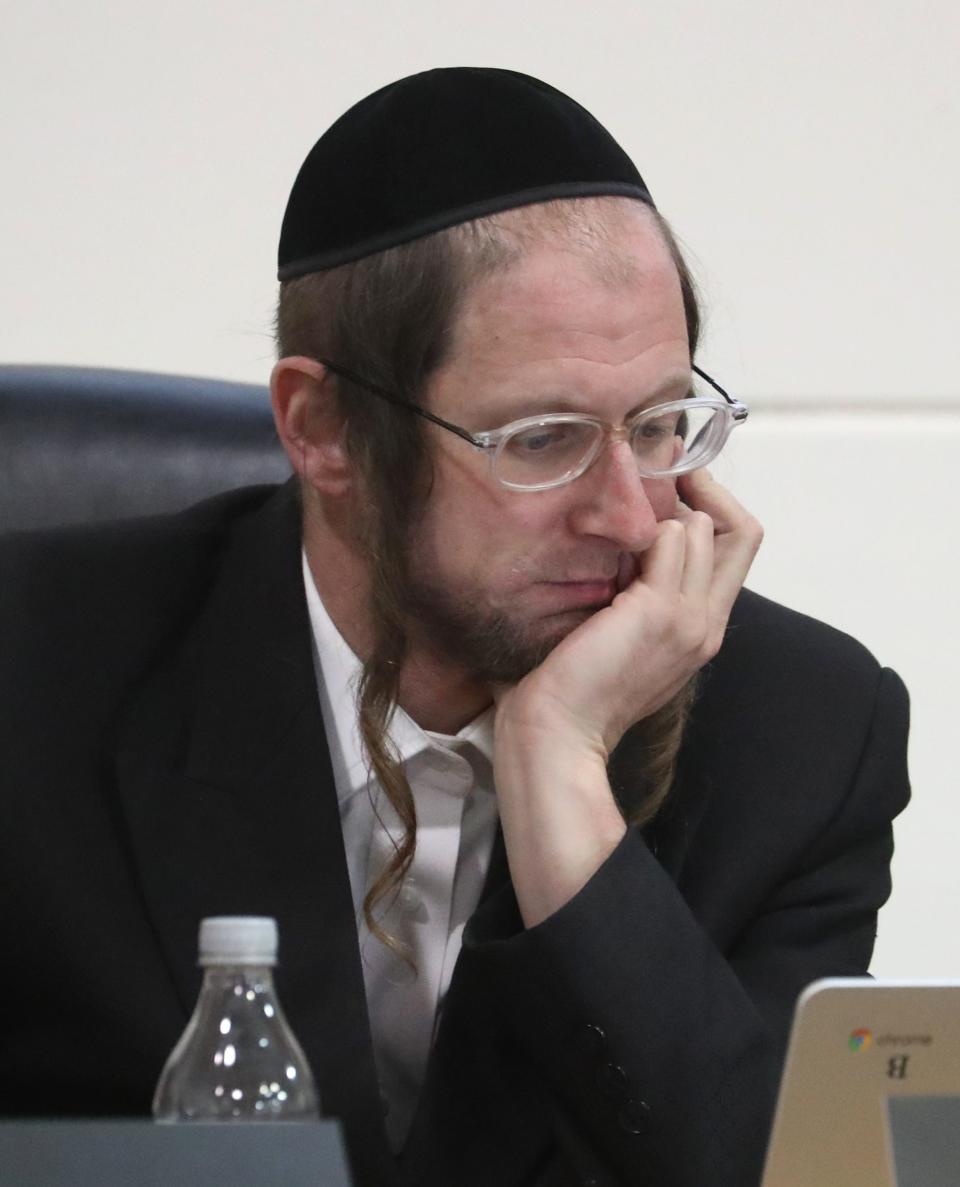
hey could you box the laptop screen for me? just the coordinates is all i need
[761,979,960,1187]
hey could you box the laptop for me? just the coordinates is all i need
[761,979,960,1187]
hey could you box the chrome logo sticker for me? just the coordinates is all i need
[849,1028,873,1052]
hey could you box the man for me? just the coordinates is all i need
[0,68,909,1187]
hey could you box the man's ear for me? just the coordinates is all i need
[270,356,352,496]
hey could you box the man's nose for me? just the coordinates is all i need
[566,439,662,552]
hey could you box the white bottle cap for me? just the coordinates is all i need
[198,916,278,966]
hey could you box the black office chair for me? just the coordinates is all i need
[0,365,291,534]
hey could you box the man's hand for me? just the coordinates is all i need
[492,470,762,927]
[509,467,763,756]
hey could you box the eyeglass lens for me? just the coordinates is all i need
[495,403,727,488]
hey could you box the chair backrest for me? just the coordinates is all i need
[0,365,291,533]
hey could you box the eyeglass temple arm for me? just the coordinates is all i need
[692,364,749,422]
[316,358,482,446]
[318,356,745,438]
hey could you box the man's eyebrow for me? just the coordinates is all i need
[623,372,694,418]
[476,372,693,424]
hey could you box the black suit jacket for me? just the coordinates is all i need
[0,483,910,1187]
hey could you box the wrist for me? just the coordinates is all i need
[492,700,627,928]
[493,682,612,767]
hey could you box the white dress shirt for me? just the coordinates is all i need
[302,554,499,1150]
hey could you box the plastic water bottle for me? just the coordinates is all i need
[152,916,319,1121]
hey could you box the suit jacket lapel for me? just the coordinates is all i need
[113,484,394,1182]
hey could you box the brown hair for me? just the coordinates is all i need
[276,198,701,951]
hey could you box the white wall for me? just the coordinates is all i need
[3,1,958,974]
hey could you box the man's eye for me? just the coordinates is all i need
[509,425,577,454]
[636,420,676,441]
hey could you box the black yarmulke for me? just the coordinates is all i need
[278,67,653,280]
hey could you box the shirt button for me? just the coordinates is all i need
[397,884,424,918]
[574,1023,608,1059]
[597,1061,630,1100]
[617,1098,652,1135]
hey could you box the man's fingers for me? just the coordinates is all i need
[673,504,715,598]
[677,467,745,534]
[635,517,687,591]
[677,468,764,620]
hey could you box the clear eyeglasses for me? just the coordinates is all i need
[317,358,748,492]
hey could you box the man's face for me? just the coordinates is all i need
[399,206,691,684]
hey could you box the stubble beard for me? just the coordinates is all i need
[398,561,588,686]
[360,485,604,687]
